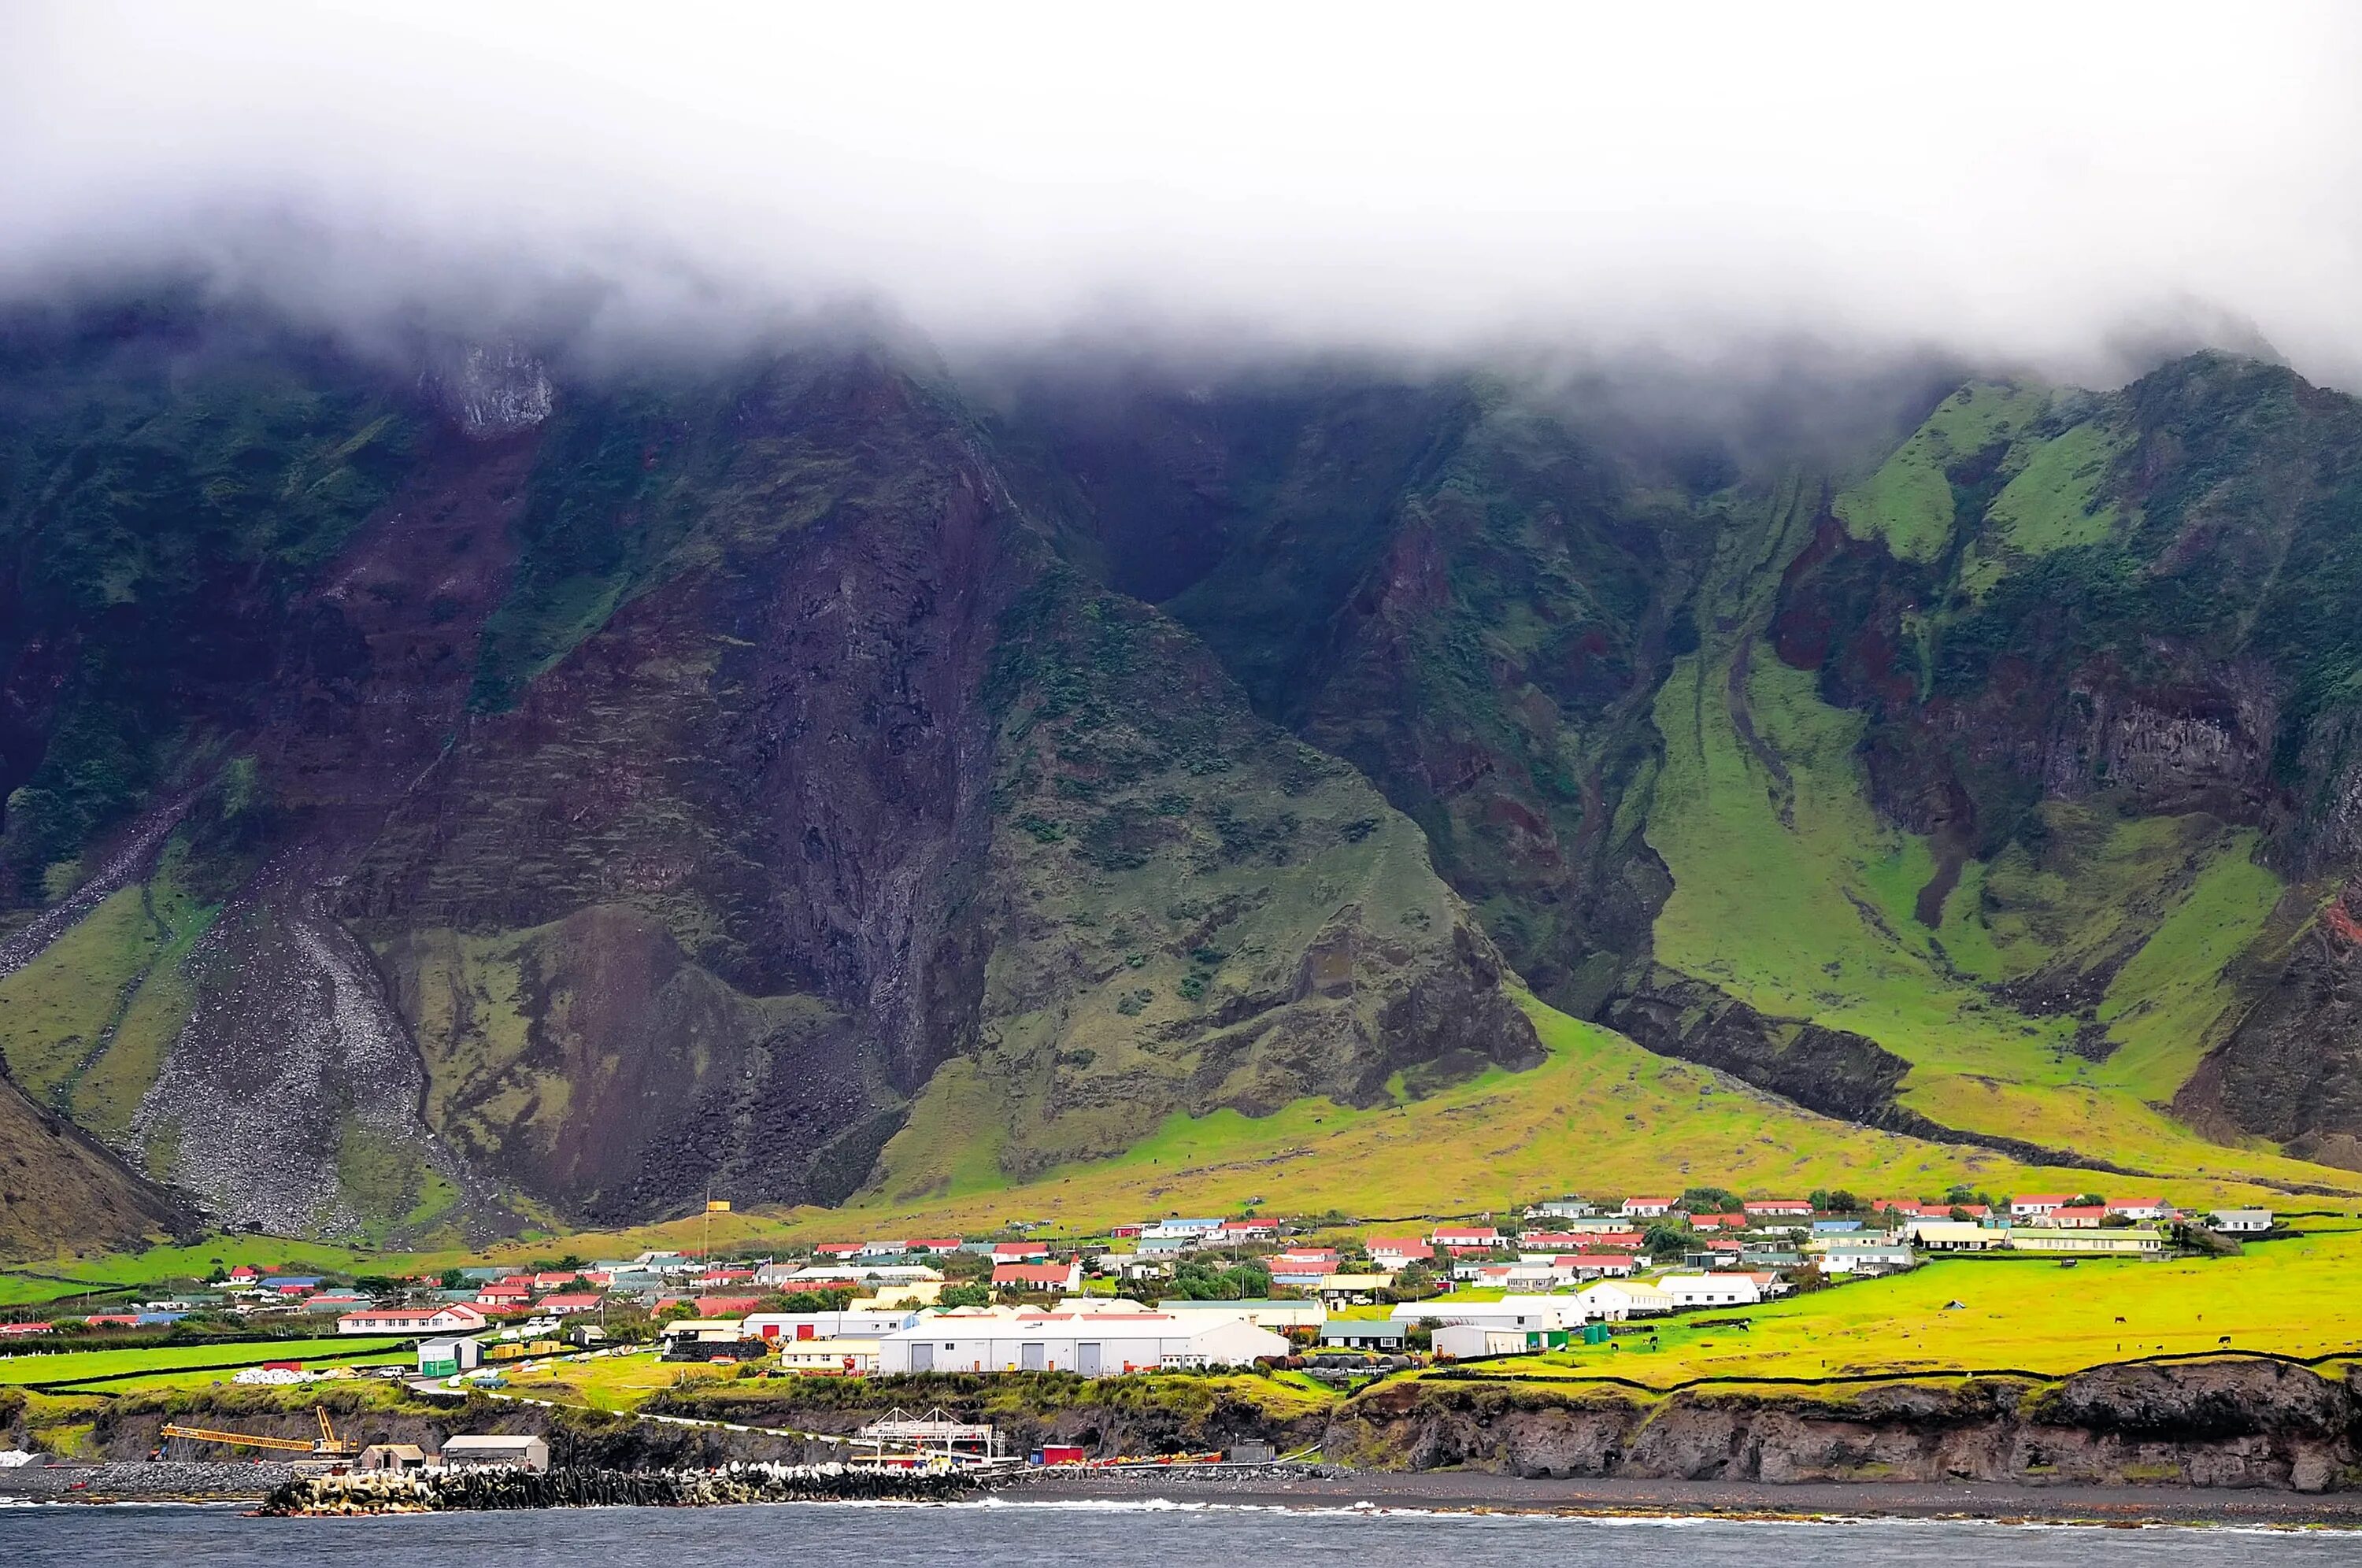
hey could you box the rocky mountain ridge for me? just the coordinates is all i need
[7,301,2362,1248]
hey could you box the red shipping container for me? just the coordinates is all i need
[1037,1445,1087,1466]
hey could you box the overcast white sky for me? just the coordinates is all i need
[4,2,2360,380]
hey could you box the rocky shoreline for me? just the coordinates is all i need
[258,1461,982,1513]
[9,1459,2362,1525]
[1011,1465,2362,1524]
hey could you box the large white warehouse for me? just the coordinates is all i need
[876,1305,1287,1376]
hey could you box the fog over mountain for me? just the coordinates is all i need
[4,2,2360,382]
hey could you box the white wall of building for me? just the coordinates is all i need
[878,1310,1287,1375]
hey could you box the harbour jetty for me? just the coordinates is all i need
[259,1460,990,1514]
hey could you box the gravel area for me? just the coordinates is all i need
[0,1460,301,1503]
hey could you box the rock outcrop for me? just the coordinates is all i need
[1328,1359,2362,1492]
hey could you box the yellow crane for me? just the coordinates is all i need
[160,1403,358,1459]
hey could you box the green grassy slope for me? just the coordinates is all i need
[1498,1219,2362,1385]
[1630,396,2350,1191]
[853,994,2242,1236]
[0,838,213,1151]
[1647,636,2316,1180]
[1831,383,2048,562]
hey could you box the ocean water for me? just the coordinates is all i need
[0,1502,2354,1566]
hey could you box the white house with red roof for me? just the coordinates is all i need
[336,1303,489,1336]
[1620,1196,1676,1217]
[1742,1200,1813,1218]
[536,1292,604,1315]
[1583,1233,1648,1252]
[992,1241,1053,1262]
[992,1259,1083,1292]
[2009,1194,2077,1219]
[2106,1198,2170,1221]
[1368,1238,1433,1265]
[2041,1206,2109,1229]
[1429,1226,1502,1254]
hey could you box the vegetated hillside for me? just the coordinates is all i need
[0,304,1535,1245]
[6,301,2362,1252]
[1760,359,2362,1172]
[0,1070,183,1256]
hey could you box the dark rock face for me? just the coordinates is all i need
[2177,883,2362,1172]
[1331,1361,2362,1491]
[1600,969,2134,1170]
[1602,969,1913,1126]
[993,376,1686,1017]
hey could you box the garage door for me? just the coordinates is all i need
[1077,1342,1102,1376]
[1021,1341,1046,1371]
[911,1342,934,1372]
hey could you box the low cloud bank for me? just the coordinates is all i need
[3,3,2357,384]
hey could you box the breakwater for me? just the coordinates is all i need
[259,1461,989,1514]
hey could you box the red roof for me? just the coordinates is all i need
[992,1263,1077,1287]
[0,1322,54,1336]
[338,1304,486,1326]
[1368,1237,1431,1256]
[537,1293,602,1310]
[815,1243,863,1256]
[1558,1254,1634,1268]
[698,1295,764,1315]
[992,1241,1050,1257]
[2012,1194,2077,1206]
[1743,1199,1811,1211]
